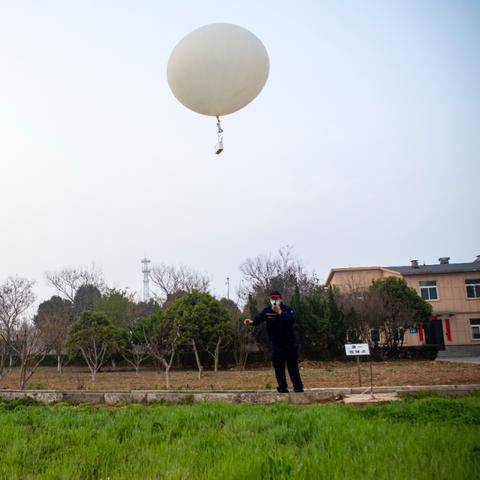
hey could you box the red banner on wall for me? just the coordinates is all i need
[445,318,452,342]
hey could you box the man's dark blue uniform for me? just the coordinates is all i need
[253,301,304,393]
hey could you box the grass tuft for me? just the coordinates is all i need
[356,396,480,425]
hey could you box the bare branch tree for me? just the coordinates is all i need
[120,342,149,375]
[0,276,36,371]
[337,289,385,344]
[34,296,73,373]
[150,263,210,305]
[0,336,9,383]
[239,245,318,303]
[45,266,106,302]
[119,321,150,375]
[10,320,57,390]
[338,287,416,348]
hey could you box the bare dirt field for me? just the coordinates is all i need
[1,360,479,391]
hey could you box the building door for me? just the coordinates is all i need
[424,319,445,350]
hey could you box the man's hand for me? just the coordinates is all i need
[244,319,253,326]
[272,304,282,315]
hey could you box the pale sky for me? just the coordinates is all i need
[1,0,479,305]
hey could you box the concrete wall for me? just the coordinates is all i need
[1,385,480,405]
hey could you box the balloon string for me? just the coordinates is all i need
[216,115,223,135]
[215,116,224,154]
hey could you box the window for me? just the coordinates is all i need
[471,319,480,340]
[466,279,480,298]
[420,280,438,300]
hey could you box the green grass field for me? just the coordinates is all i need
[0,395,479,479]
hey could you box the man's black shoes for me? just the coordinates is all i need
[276,386,304,393]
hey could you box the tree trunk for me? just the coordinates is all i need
[91,369,96,382]
[111,358,116,370]
[151,357,160,373]
[165,365,170,389]
[19,363,27,390]
[214,337,222,373]
[233,341,239,366]
[192,339,203,379]
[57,354,63,373]
[241,349,249,370]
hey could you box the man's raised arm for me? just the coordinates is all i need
[244,309,266,326]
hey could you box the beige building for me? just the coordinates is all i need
[326,256,480,356]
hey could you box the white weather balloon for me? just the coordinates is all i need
[167,23,269,117]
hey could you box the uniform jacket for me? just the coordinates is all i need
[252,304,296,344]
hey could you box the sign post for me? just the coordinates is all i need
[345,343,374,397]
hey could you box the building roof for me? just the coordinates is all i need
[386,262,480,276]
[325,266,400,286]
[326,261,480,285]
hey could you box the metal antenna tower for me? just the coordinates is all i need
[226,276,230,300]
[141,258,151,302]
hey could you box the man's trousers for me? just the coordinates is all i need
[271,341,304,392]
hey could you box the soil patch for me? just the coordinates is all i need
[1,360,479,391]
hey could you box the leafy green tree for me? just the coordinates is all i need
[369,277,432,347]
[72,284,101,320]
[114,299,159,374]
[324,286,347,358]
[165,291,231,377]
[129,299,157,320]
[66,311,123,382]
[202,297,233,372]
[291,285,331,359]
[93,289,135,369]
[244,292,270,361]
[221,298,251,369]
[140,307,181,388]
[95,288,133,328]
[34,296,73,372]
[246,293,259,319]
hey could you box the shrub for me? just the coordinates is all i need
[368,345,438,361]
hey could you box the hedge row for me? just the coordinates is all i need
[368,345,439,361]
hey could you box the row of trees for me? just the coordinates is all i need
[0,247,432,389]
[67,290,234,387]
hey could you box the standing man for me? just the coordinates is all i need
[244,290,304,393]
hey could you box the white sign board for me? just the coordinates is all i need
[345,343,370,356]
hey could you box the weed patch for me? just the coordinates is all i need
[356,397,480,425]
